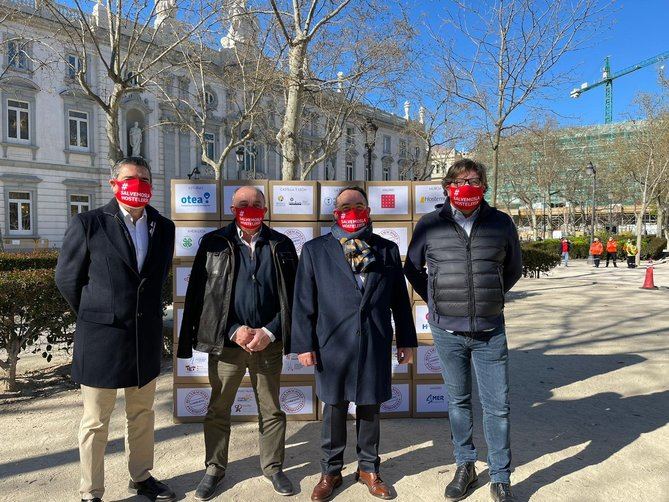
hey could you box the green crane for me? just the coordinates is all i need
[570,51,669,123]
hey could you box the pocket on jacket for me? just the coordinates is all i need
[78,310,115,325]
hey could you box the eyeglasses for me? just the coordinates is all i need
[449,177,483,187]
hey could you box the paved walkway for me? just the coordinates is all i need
[1,260,668,501]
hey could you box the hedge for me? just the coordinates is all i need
[525,235,667,260]
[0,251,60,271]
[520,246,561,278]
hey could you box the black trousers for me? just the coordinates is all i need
[606,252,617,267]
[321,402,380,475]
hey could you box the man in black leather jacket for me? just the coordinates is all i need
[178,186,298,500]
[405,159,522,502]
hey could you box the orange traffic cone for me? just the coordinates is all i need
[641,260,658,290]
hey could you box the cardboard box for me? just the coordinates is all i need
[412,181,446,219]
[269,222,319,256]
[380,382,412,418]
[174,221,219,258]
[413,301,432,340]
[281,353,316,380]
[269,181,318,221]
[172,260,193,303]
[413,340,444,381]
[373,222,412,259]
[171,179,221,221]
[413,381,449,418]
[173,348,210,383]
[174,382,318,423]
[318,181,365,220]
[365,182,412,221]
[173,303,184,343]
[174,384,211,423]
[221,180,269,221]
[279,382,318,420]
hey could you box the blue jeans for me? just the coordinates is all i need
[561,251,569,266]
[431,325,511,483]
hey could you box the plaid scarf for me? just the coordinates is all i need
[330,223,376,274]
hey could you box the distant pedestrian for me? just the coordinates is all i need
[606,237,618,268]
[559,237,571,267]
[589,238,604,267]
[624,240,638,268]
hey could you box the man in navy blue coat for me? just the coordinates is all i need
[291,186,417,501]
[56,157,175,502]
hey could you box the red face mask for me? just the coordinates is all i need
[113,178,152,208]
[235,206,265,231]
[448,184,484,212]
[335,208,370,233]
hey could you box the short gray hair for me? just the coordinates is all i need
[111,156,152,182]
[232,185,266,206]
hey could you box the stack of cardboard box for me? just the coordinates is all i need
[171,179,451,423]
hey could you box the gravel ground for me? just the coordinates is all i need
[1,259,668,502]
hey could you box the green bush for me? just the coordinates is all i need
[0,268,75,391]
[0,251,60,271]
[520,246,561,278]
[526,234,667,260]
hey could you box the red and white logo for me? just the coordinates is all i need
[381,194,396,209]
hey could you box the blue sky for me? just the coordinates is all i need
[406,0,669,127]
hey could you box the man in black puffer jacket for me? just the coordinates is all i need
[405,159,522,502]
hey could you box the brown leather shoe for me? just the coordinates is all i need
[355,470,392,499]
[311,474,343,501]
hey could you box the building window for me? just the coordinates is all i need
[383,135,391,154]
[67,54,82,79]
[126,70,141,86]
[346,159,354,180]
[382,163,390,181]
[69,194,90,218]
[414,146,421,159]
[7,99,30,142]
[203,132,215,160]
[346,126,354,146]
[7,40,29,70]
[399,139,407,157]
[8,191,32,235]
[204,90,215,105]
[68,110,89,150]
[311,115,319,136]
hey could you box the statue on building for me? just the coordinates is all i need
[129,122,143,157]
[404,100,411,120]
[154,0,177,28]
[220,0,257,49]
[419,106,426,125]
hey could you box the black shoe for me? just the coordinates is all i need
[128,476,176,501]
[265,470,295,496]
[444,462,477,501]
[490,483,516,502]
[81,499,102,502]
[195,472,225,501]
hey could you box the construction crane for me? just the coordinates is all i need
[570,51,669,123]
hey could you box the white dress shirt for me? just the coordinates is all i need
[451,203,480,237]
[231,225,276,343]
[119,205,149,271]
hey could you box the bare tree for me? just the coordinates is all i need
[266,0,414,180]
[431,0,610,205]
[613,95,669,264]
[154,7,282,180]
[37,0,220,165]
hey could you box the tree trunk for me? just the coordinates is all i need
[491,136,500,206]
[106,86,124,164]
[655,196,664,237]
[1,339,21,392]
[528,206,538,240]
[278,42,307,181]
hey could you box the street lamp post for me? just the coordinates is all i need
[363,118,378,181]
[235,145,245,179]
[586,161,597,243]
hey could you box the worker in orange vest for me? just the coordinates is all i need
[605,237,618,268]
[589,237,604,268]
